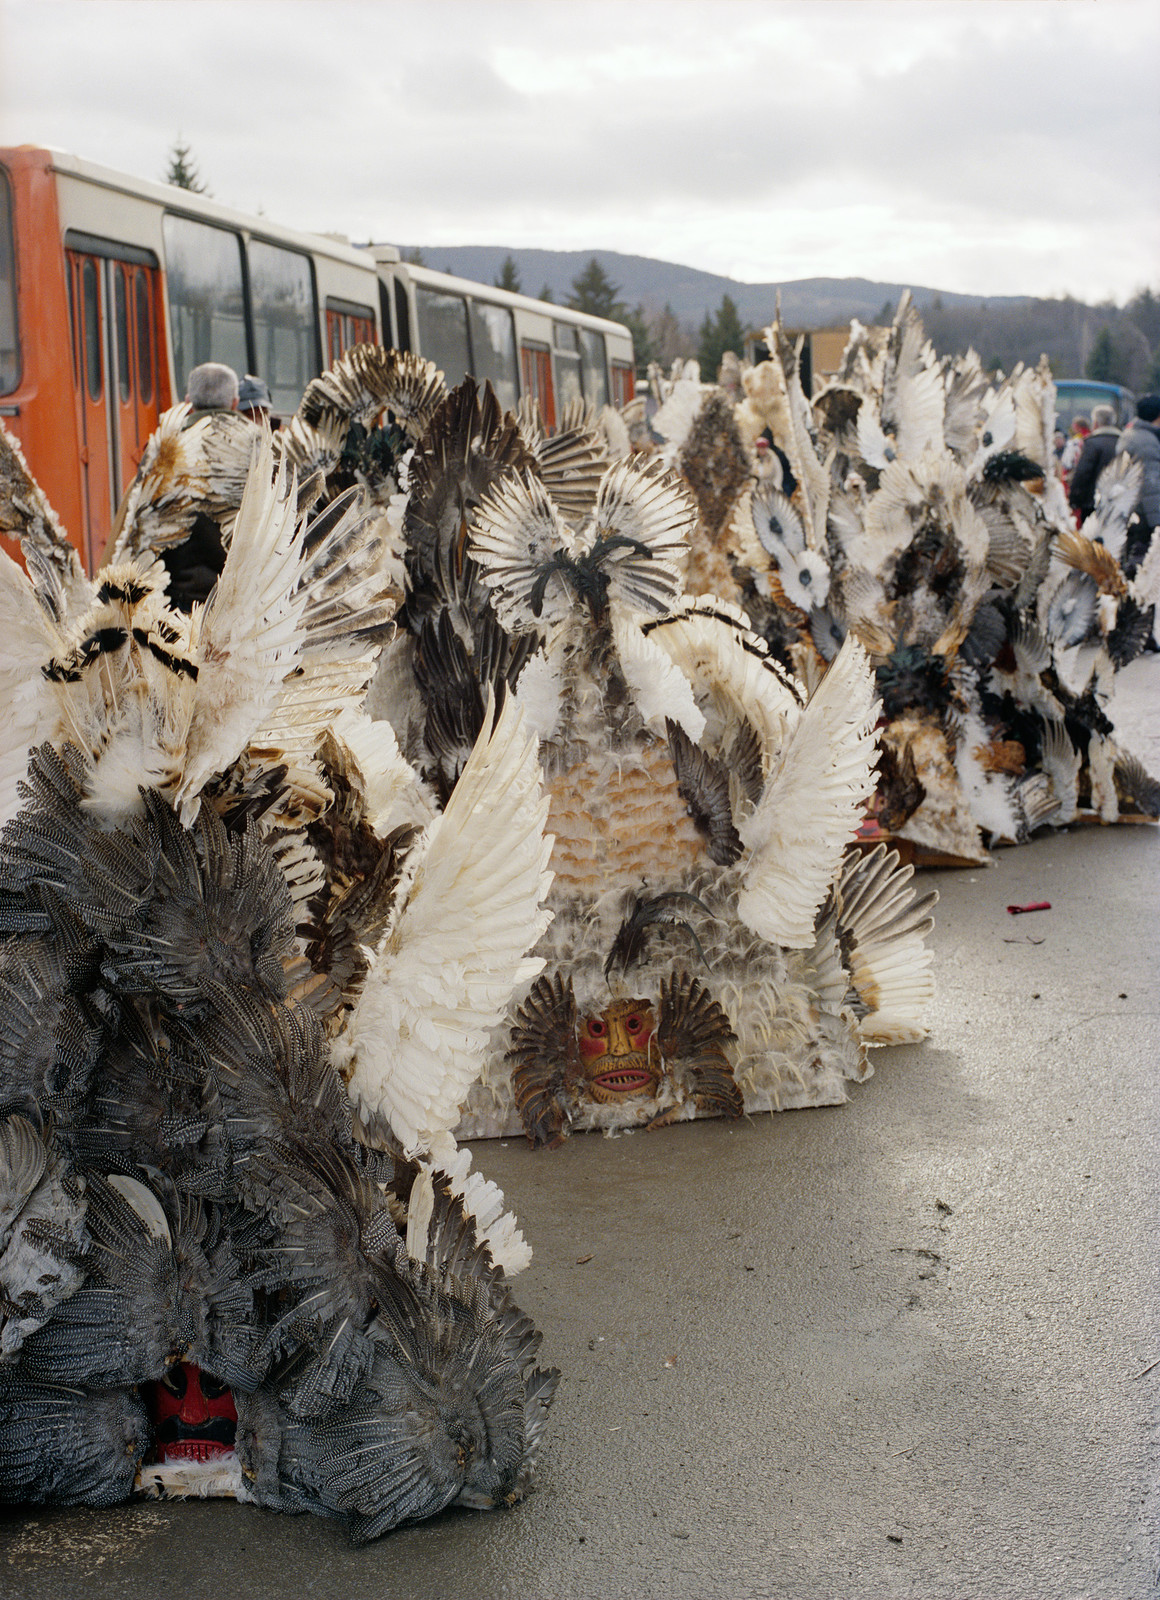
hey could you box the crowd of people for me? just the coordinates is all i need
[1060,392,1160,585]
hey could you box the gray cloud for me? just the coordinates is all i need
[1,0,1156,300]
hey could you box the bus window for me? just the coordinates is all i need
[113,264,131,403]
[521,341,555,430]
[0,167,18,395]
[249,239,318,415]
[416,286,470,386]
[161,213,248,395]
[578,328,608,408]
[82,258,102,400]
[553,321,582,409]
[610,361,634,408]
[326,297,376,364]
[135,269,154,403]
[468,300,518,411]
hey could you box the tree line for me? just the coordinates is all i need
[163,140,1159,392]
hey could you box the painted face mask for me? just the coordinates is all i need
[149,1363,237,1462]
[578,998,660,1101]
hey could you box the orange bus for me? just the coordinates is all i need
[1,145,635,574]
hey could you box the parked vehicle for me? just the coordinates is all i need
[1054,379,1136,433]
[0,145,634,570]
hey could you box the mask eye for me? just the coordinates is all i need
[587,1019,606,1038]
[626,1016,641,1033]
[200,1372,229,1399]
[160,1366,187,1398]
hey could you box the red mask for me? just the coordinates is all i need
[149,1363,237,1462]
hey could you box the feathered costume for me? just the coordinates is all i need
[0,419,557,1533]
[375,380,938,1148]
[717,296,1159,859]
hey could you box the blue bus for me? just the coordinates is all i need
[1054,379,1136,432]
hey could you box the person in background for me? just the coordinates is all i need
[184,361,240,417]
[237,373,275,425]
[1067,403,1121,523]
[1114,393,1160,579]
[1059,415,1090,484]
[163,362,254,606]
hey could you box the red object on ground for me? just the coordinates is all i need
[1007,901,1052,915]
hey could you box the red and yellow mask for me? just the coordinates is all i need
[578,998,659,1101]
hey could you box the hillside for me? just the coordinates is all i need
[394,246,1159,387]
[393,245,1030,331]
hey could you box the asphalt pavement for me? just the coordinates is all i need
[3,657,1157,1600]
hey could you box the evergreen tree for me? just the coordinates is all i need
[1085,327,1125,385]
[567,258,624,321]
[164,138,207,194]
[538,283,555,304]
[401,247,427,266]
[620,303,654,374]
[494,255,522,293]
[1126,287,1160,348]
[697,294,746,381]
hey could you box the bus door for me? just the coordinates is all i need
[520,342,554,429]
[65,234,161,566]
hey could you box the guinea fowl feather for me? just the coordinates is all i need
[0,392,558,1529]
[0,1113,87,1359]
[0,1374,150,1506]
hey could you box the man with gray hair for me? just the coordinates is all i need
[185,361,240,415]
[108,360,257,607]
[1115,394,1160,576]
[1067,402,1121,522]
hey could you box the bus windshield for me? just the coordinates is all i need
[1054,379,1135,431]
[0,166,19,395]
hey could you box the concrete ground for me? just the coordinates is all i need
[3,658,1157,1600]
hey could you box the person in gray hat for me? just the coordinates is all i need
[237,373,273,424]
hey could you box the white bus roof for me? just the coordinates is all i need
[21,145,376,272]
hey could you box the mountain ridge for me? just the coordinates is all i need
[391,245,1033,329]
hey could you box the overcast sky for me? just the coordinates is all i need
[2,0,1157,303]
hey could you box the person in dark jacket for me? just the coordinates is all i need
[1115,394,1160,574]
[1067,404,1121,522]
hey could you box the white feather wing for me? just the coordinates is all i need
[0,550,67,825]
[340,694,553,1155]
[737,634,880,948]
[176,441,310,818]
[651,378,704,461]
[612,609,705,743]
[642,598,803,762]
